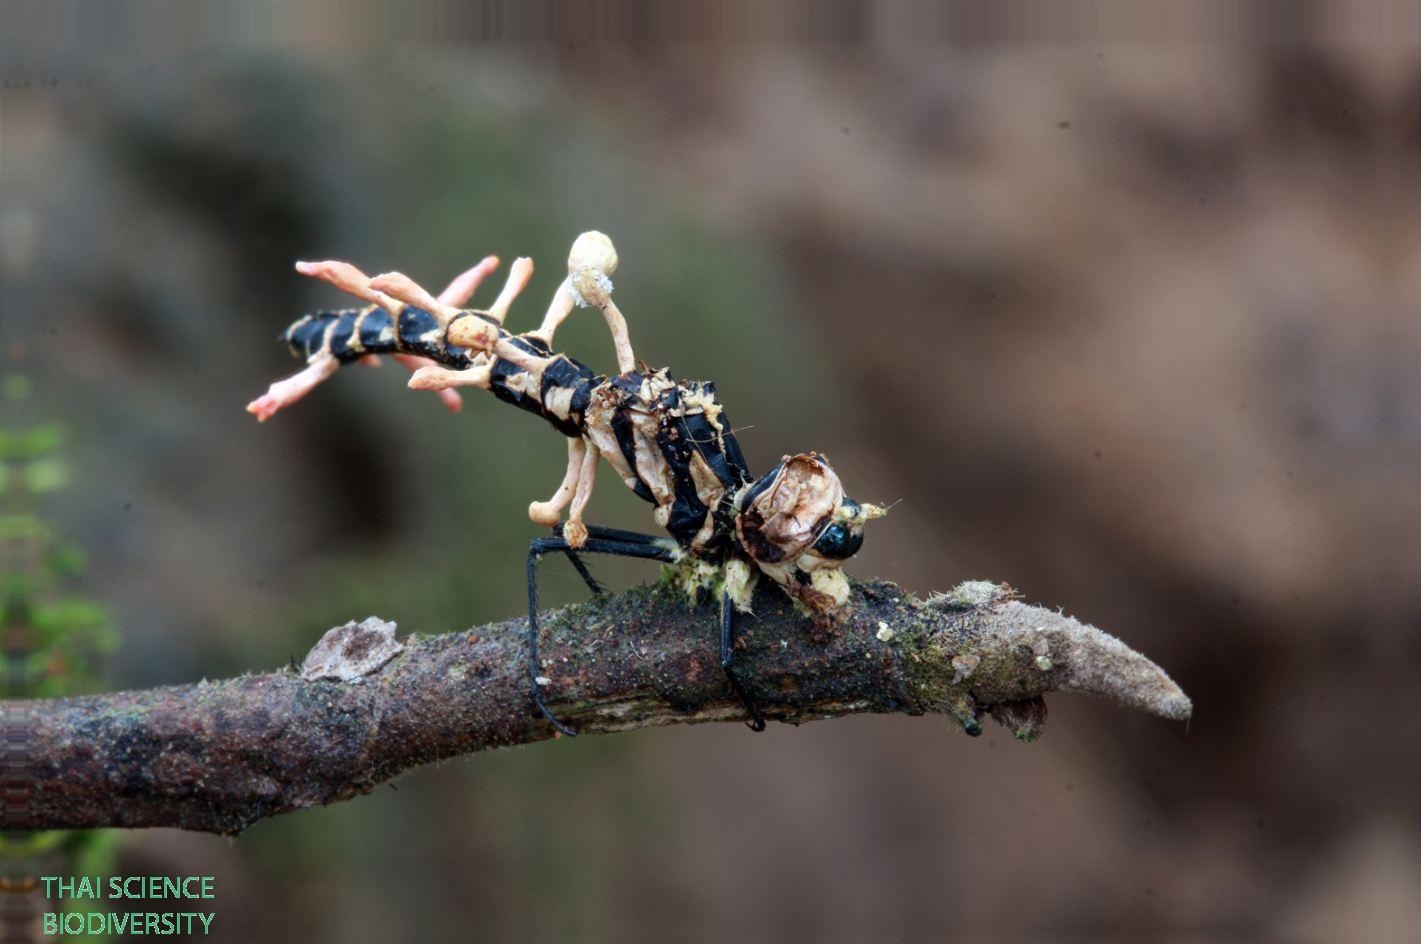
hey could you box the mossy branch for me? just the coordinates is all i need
[9,579,1190,837]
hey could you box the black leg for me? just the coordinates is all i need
[556,523,670,546]
[561,549,603,596]
[721,592,767,732]
[528,534,679,736]
[555,525,672,596]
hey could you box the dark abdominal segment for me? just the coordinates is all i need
[284,311,347,361]
[539,355,599,438]
[395,305,451,362]
[487,336,551,416]
[488,333,603,438]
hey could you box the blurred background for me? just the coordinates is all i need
[3,2,1420,941]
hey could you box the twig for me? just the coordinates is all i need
[10,579,1190,836]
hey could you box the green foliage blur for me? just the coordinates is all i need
[1,375,122,942]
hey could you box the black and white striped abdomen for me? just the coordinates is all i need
[281,305,478,369]
[485,333,602,439]
[278,306,603,440]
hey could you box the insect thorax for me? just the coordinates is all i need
[582,368,752,553]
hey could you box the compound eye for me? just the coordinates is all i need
[812,522,864,560]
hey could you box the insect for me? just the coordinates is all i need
[249,232,886,735]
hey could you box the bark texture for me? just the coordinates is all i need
[10,579,1191,836]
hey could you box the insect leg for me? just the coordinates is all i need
[721,591,767,732]
[551,523,679,596]
[560,549,603,597]
[527,535,679,736]
[563,525,674,547]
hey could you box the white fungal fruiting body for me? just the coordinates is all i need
[568,231,619,277]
